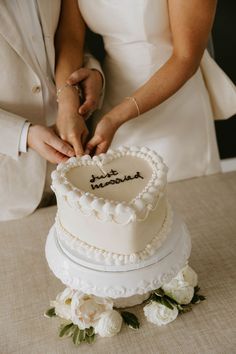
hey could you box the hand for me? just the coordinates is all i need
[56,109,89,156]
[67,68,103,118]
[27,125,74,164]
[85,116,119,155]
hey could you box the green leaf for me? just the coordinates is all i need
[143,293,155,304]
[121,311,140,330]
[64,324,77,338]
[85,333,96,344]
[199,295,206,301]
[164,295,179,306]
[151,294,174,310]
[154,288,165,297]
[194,286,200,294]
[86,327,95,337]
[150,294,161,304]
[44,307,56,318]
[59,323,74,338]
[160,297,174,310]
[191,293,206,304]
[79,329,86,342]
[72,326,81,346]
[179,304,192,314]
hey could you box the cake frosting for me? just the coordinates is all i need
[51,146,172,266]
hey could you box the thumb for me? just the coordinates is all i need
[85,135,102,155]
[67,68,89,85]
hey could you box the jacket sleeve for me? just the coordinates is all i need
[0,108,27,159]
[83,52,105,109]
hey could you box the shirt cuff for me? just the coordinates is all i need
[18,121,31,153]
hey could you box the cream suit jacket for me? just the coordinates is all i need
[0,0,102,221]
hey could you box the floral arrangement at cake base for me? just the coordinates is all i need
[44,265,205,346]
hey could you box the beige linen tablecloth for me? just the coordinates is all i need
[0,172,236,354]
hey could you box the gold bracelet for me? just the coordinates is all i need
[56,83,81,103]
[125,96,141,116]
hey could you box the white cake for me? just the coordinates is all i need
[51,146,172,267]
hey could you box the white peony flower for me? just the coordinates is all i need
[71,292,113,329]
[94,310,123,337]
[144,301,178,326]
[50,287,76,320]
[161,265,198,304]
[182,265,198,287]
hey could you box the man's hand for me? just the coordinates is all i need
[85,116,119,155]
[56,110,89,156]
[67,68,103,119]
[27,125,74,164]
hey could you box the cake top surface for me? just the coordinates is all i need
[51,146,167,224]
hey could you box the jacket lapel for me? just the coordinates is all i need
[0,1,61,77]
[37,0,61,76]
[0,2,36,73]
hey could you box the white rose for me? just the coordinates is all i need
[71,292,113,329]
[50,287,75,320]
[182,265,198,287]
[144,301,178,326]
[94,310,123,337]
[161,265,197,304]
[162,285,194,305]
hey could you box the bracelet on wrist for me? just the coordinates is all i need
[124,96,141,117]
[56,83,83,103]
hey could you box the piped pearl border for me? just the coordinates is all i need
[51,146,168,225]
[55,203,173,266]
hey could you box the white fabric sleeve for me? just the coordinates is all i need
[19,121,31,153]
[0,108,28,159]
[84,52,105,109]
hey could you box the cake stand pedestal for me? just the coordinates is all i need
[45,211,191,305]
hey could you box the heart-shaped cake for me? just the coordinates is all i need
[51,146,172,266]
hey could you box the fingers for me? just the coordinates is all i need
[95,141,109,155]
[67,68,89,86]
[78,96,98,116]
[85,135,101,155]
[85,135,109,155]
[45,131,75,157]
[81,130,89,146]
[70,135,84,157]
[42,143,68,164]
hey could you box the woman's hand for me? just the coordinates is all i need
[56,108,89,156]
[27,124,75,164]
[85,116,119,155]
[67,68,103,119]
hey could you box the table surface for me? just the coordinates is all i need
[1,172,236,354]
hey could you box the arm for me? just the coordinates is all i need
[55,0,89,156]
[86,0,217,155]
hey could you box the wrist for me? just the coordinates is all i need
[58,93,81,115]
[102,114,122,130]
[56,84,81,107]
[102,98,137,128]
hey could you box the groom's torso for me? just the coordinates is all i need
[0,0,61,221]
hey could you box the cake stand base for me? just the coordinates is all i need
[45,211,191,303]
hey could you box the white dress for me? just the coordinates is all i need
[78,0,236,182]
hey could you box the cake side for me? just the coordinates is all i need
[55,201,173,265]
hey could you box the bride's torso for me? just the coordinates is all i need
[79,0,173,97]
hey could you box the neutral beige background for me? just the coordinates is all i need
[0,172,236,354]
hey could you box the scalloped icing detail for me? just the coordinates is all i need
[55,203,173,266]
[51,146,168,224]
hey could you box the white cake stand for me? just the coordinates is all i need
[45,211,191,303]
